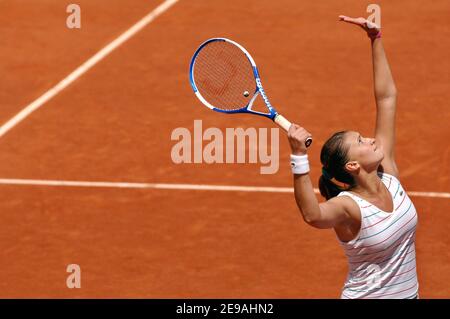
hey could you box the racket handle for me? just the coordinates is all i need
[274,114,313,148]
[274,114,292,131]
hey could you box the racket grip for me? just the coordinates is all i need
[274,114,292,131]
[274,114,313,148]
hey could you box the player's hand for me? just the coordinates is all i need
[338,15,381,38]
[287,124,312,156]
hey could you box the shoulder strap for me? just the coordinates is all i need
[337,191,363,205]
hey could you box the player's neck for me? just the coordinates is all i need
[351,171,384,197]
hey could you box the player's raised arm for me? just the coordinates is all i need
[287,125,351,229]
[339,15,399,177]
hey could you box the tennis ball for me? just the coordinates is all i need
[243,91,249,97]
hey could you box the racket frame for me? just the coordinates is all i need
[189,38,312,147]
[189,38,278,120]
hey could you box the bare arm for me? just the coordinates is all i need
[292,173,351,229]
[371,37,399,177]
[288,125,351,229]
[339,15,399,177]
[372,38,397,101]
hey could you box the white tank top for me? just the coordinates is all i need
[337,172,419,299]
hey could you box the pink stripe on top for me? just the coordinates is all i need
[336,172,419,299]
[362,192,408,231]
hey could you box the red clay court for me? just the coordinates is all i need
[0,0,449,298]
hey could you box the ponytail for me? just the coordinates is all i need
[318,175,347,200]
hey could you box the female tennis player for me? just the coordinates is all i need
[287,15,419,299]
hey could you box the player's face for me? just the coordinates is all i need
[345,131,384,171]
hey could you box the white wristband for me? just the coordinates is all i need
[290,154,310,175]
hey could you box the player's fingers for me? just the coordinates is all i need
[301,133,312,143]
[288,123,301,133]
[289,124,310,135]
[288,124,297,136]
[338,15,365,26]
[292,126,305,135]
[288,125,307,142]
[339,15,358,23]
[293,128,310,141]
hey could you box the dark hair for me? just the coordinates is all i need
[318,131,356,200]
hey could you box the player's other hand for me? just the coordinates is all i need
[287,124,312,156]
[339,15,380,38]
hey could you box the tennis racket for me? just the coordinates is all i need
[189,37,312,148]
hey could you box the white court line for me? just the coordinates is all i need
[0,0,179,138]
[0,178,449,199]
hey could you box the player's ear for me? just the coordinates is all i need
[345,161,360,174]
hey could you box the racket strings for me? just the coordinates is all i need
[193,41,255,111]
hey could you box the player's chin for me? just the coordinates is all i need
[376,151,385,163]
[378,147,384,157]
[370,149,384,163]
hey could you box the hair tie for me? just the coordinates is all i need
[322,167,333,180]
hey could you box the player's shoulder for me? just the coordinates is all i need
[325,193,359,217]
